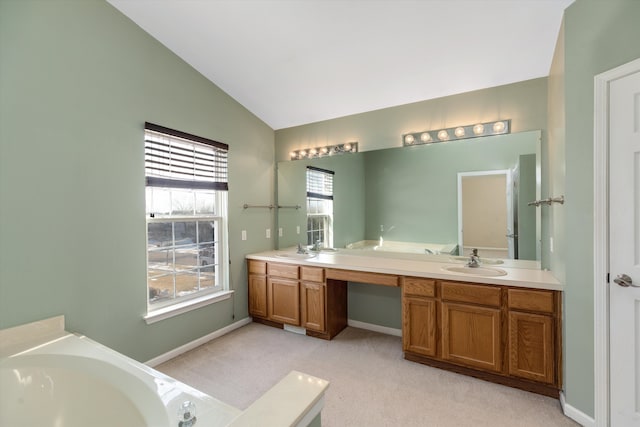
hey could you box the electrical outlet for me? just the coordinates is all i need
[266,228,271,239]
[278,227,283,237]
[296,226,300,234]
[241,230,247,241]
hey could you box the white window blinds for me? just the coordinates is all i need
[144,122,228,191]
[306,166,334,200]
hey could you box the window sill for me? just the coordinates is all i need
[144,290,234,325]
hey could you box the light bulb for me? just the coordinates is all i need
[320,147,329,154]
[454,127,465,138]
[438,130,449,141]
[404,134,415,145]
[344,143,352,151]
[473,124,485,135]
[420,132,432,143]
[300,150,307,157]
[290,151,296,158]
[493,121,506,133]
[309,148,317,155]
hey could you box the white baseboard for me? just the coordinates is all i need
[347,319,402,337]
[145,317,252,367]
[560,392,596,427]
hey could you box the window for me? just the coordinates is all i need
[306,166,334,247]
[144,122,229,314]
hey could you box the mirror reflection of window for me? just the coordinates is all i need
[306,167,334,248]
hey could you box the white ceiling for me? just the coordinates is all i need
[107,0,572,130]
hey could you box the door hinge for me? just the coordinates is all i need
[607,273,610,283]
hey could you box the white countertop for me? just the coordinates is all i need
[246,249,562,291]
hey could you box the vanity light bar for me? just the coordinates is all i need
[402,120,511,147]
[289,142,358,161]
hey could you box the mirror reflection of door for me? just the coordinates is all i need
[458,170,514,259]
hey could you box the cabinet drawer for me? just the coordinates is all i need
[508,289,554,314]
[267,263,299,279]
[402,277,436,298]
[248,260,266,275]
[326,269,399,287]
[301,266,324,283]
[441,281,501,307]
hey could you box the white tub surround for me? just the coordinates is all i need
[346,239,457,255]
[0,317,329,427]
[230,371,328,427]
[248,249,561,291]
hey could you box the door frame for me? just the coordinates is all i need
[593,57,640,427]
[457,169,514,259]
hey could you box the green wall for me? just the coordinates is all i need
[555,0,640,418]
[517,154,537,261]
[275,77,547,161]
[0,0,275,362]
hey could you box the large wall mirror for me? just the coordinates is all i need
[276,130,541,263]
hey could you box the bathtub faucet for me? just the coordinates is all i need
[178,401,197,427]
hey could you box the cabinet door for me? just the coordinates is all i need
[508,311,554,384]
[268,278,300,326]
[402,296,437,356]
[301,282,325,332]
[441,302,501,372]
[248,274,268,318]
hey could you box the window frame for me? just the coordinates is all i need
[143,123,230,323]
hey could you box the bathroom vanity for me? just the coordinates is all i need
[246,249,562,398]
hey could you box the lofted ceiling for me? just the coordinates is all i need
[107,0,573,130]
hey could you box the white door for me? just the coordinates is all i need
[610,69,640,426]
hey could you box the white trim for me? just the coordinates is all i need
[347,319,402,337]
[593,57,640,427]
[561,392,596,427]
[145,316,251,367]
[144,290,234,324]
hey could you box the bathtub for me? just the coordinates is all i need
[346,239,457,255]
[0,331,240,427]
[0,317,328,427]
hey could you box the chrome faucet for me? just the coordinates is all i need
[312,239,323,251]
[297,243,308,254]
[178,401,197,427]
[467,248,480,268]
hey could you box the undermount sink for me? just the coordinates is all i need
[274,252,317,259]
[443,265,507,277]
[449,256,504,265]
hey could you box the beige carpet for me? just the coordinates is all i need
[157,323,578,427]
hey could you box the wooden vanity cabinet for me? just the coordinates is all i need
[507,289,558,385]
[267,263,300,326]
[300,266,326,332]
[248,260,268,318]
[440,282,502,372]
[402,277,437,357]
[401,277,561,397]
